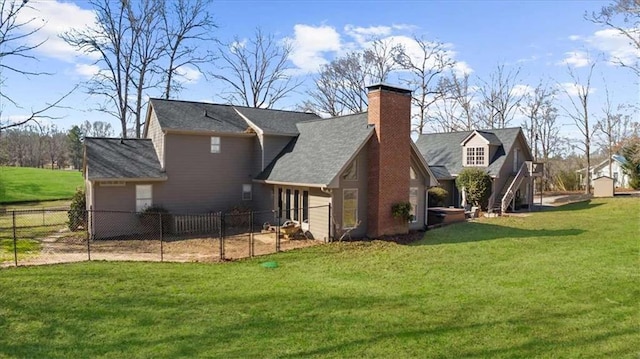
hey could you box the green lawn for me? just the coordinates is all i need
[0,166,83,204]
[0,198,638,358]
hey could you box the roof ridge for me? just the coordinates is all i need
[297,111,368,125]
[85,137,151,141]
[150,97,314,116]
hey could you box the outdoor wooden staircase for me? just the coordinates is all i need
[500,162,529,213]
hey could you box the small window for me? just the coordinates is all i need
[466,147,485,166]
[242,184,252,201]
[210,136,220,153]
[136,184,152,212]
[410,166,417,180]
[343,189,358,228]
[342,160,357,180]
[409,187,418,223]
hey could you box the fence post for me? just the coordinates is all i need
[219,212,225,261]
[250,211,254,257]
[12,211,17,267]
[87,208,91,261]
[327,203,332,243]
[159,212,164,262]
[276,208,280,252]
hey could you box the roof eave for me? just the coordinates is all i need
[89,176,168,182]
[253,179,326,188]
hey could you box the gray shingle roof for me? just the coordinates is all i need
[428,166,453,180]
[149,98,319,135]
[150,99,247,133]
[416,127,523,178]
[256,113,374,186]
[85,138,165,180]
[236,107,320,134]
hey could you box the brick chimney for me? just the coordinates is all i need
[366,84,412,238]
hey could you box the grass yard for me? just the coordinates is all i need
[0,198,637,358]
[0,166,83,204]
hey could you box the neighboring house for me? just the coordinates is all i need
[84,84,438,240]
[415,128,543,213]
[577,155,630,189]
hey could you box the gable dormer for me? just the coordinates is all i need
[460,130,502,167]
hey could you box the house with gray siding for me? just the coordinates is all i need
[84,84,438,240]
[416,128,543,213]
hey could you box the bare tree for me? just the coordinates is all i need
[128,0,166,138]
[303,43,400,116]
[586,0,640,76]
[42,125,67,169]
[520,82,557,160]
[560,62,597,194]
[395,37,455,134]
[594,85,633,176]
[80,120,114,137]
[213,28,300,108]
[365,38,403,83]
[538,105,563,163]
[431,73,478,132]
[62,0,138,138]
[0,1,76,132]
[160,0,216,100]
[476,64,525,129]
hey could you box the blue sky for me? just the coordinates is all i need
[3,0,638,143]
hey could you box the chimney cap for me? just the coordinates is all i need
[366,83,411,94]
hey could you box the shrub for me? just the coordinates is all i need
[621,140,640,190]
[67,188,86,231]
[391,202,414,222]
[428,187,448,207]
[455,168,492,208]
[138,205,172,234]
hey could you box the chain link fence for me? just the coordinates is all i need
[1,205,331,267]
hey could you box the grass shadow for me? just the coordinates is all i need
[538,199,603,213]
[414,221,585,246]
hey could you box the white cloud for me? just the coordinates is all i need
[452,61,474,76]
[557,82,596,97]
[559,50,591,68]
[175,66,202,84]
[587,28,640,67]
[344,24,392,45]
[568,35,582,41]
[15,1,97,62]
[74,63,100,78]
[287,24,341,73]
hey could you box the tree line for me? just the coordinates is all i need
[0,121,113,170]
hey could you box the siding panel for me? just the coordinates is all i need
[156,133,257,214]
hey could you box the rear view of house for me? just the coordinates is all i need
[416,128,543,213]
[84,84,437,240]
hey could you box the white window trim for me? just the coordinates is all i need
[136,184,153,212]
[210,136,221,153]
[466,147,485,166]
[343,188,358,229]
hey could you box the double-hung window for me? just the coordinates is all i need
[136,185,152,212]
[210,136,221,153]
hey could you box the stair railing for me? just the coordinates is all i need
[500,162,529,213]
